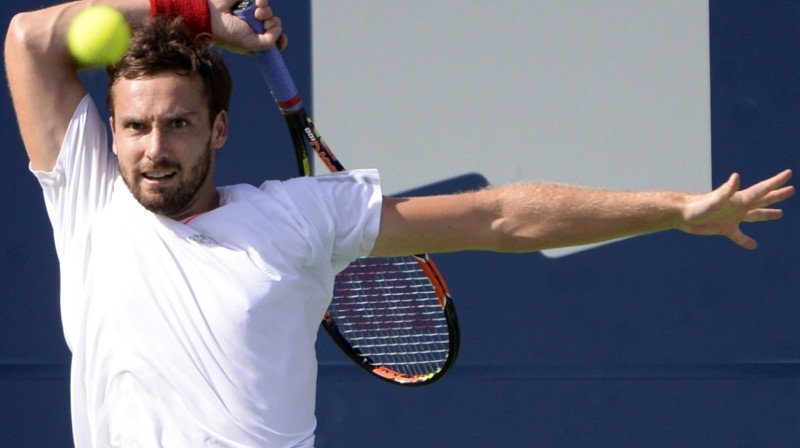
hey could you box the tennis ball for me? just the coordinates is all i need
[67,5,132,67]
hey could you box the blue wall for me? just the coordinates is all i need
[1,1,798,446]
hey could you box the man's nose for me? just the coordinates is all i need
[146,128,167,160]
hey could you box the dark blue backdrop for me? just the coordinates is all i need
[1,1,798,446]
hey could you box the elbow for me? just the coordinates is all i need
[7,12,41,51]
[5,13,30,57]
[489,217,547,253]
[6,12,47,65]
[478,189,547,253]
[6,9,70,63]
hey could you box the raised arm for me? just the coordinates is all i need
[5,0,149,171]
[372,169,794,256]
[5,0,283,172]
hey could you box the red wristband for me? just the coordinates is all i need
[150,0,212,38]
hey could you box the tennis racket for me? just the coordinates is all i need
[234,1,460,386]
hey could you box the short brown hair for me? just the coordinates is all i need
[106,16,232,124]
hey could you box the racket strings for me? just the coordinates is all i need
[331,256,451,377]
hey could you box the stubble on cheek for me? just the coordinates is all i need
[119,143,213,217]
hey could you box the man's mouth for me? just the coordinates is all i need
[141,169,178,184]
[143,170,177,179]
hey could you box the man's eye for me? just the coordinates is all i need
[171,119,188,128]
[126,122,144,131]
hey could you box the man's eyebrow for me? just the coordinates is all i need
[115,115,143,127]
[117,111,200,124]
[160,111,200,121]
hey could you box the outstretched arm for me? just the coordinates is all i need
[372,169,794,256]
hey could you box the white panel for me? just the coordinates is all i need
[312,0,711,256]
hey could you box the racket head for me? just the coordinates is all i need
[323,255,460,386]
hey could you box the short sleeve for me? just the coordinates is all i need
[30,94,119,258]
[265,169,383,273]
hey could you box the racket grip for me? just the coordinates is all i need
[233,2,304,114]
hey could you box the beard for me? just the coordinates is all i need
[120,141,214,218]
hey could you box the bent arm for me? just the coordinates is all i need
[5,0,283,172]
[371,169,794,257]
[5,0,150,172]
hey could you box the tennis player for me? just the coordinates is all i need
[5,0,794,446]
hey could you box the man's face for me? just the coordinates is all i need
[110,72,227,220]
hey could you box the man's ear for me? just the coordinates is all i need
[109,116,119,155]
[211,110,228,150]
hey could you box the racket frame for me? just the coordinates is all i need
[234,1,460,386]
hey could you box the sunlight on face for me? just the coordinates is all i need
[110,73,227,220]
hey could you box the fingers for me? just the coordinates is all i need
[213,0,283,48]
[253,2,273,21]
[251,3,284,50]
[276,32,289,51]
[743,169,794,203]
[738,170,795,218]
[728,227,758,250]
[226,7,283,52]
[725,172,741,195]
[756,185,795,209]
[770,168,793,185]
[711,172,740,202]
[728,169,793,249]
[743,208,784,222]
[691,169,793,250]
[721,169,794,216]
[212,1,283,53]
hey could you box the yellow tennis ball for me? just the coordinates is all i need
[67,5,132,67]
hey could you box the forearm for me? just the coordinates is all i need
[8,1,150,59]
[482,183,687,252]
[373,183,688,257]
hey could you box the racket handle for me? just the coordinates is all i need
[233,2,303,114]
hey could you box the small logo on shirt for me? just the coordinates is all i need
[188,234,219,246]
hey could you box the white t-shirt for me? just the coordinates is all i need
[32,95,382,447]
